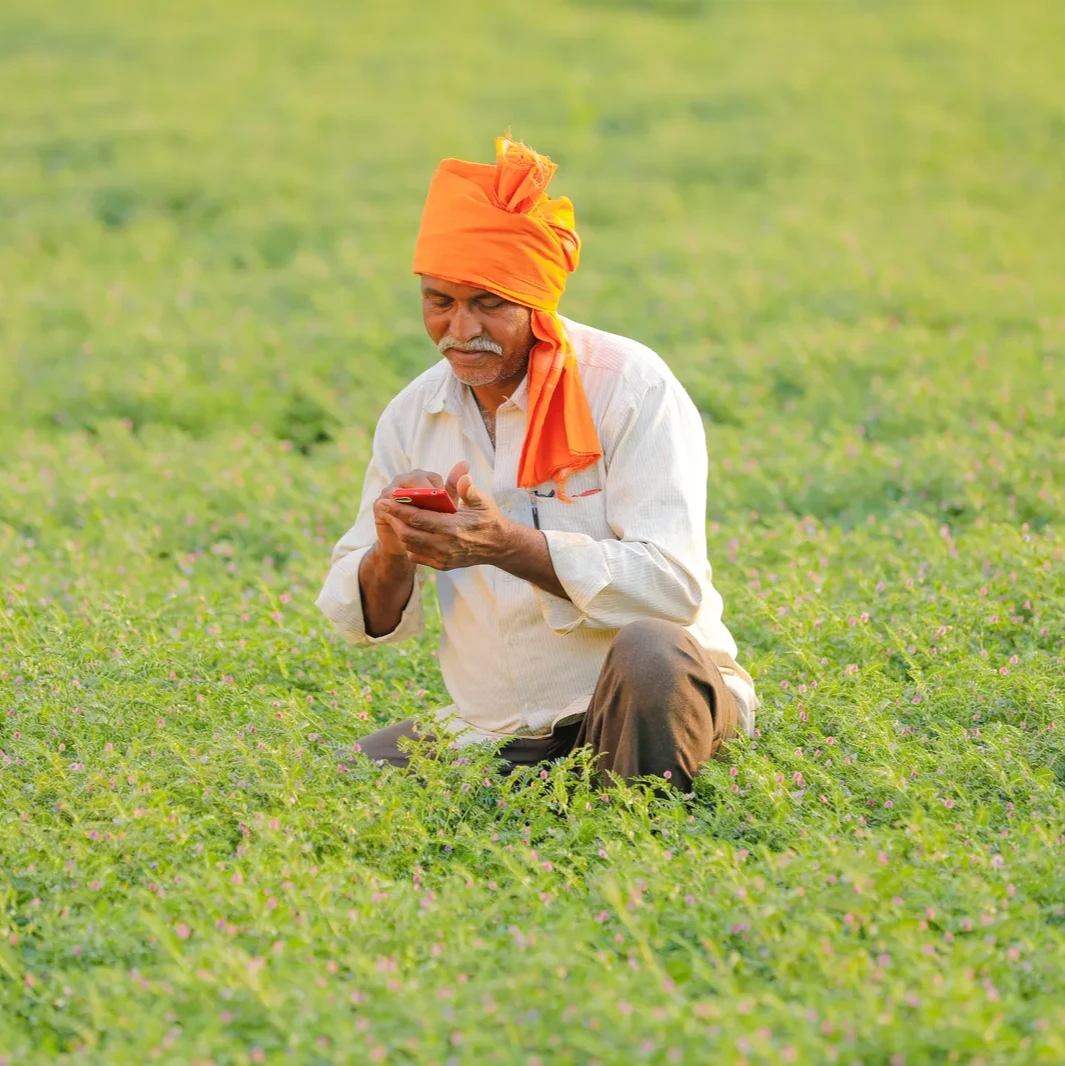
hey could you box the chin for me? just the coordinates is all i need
[447,363,503,388]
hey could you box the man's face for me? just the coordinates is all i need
[420,275,535,390]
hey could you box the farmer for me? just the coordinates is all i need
[316,138,758,792]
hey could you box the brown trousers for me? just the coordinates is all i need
[356,619,739,792]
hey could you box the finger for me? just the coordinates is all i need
[406,552,446,571]
[375,499,412,528]
[444,460,470,503]
[386,501,449,531]
[393,469,444,490]
[394,526,440,552]
[457,474,487,509]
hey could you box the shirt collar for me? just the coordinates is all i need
[423,364,466,416]
[423,363,529,415]
[504,375,529,412]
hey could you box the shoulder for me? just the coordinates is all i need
[562,318,685,399]
[561,318,697,441]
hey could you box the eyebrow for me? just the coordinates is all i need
[423,287,504,301]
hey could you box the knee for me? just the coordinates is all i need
[606,618,689,696]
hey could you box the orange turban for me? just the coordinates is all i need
[412,137,601,494]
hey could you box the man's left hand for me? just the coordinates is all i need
[377,461,512,571]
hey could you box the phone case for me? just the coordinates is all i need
[391,487,457,513]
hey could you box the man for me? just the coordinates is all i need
[316,137,758,792]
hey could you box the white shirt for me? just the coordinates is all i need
[316,318,758,743]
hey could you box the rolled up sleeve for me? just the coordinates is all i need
[316,544,425,645]
[533,380,708,633]
[315,408,425,646]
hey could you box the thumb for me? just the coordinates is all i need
[457,474,487,509]
[445,460,470,503]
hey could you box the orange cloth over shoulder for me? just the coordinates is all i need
[412,137,601,494]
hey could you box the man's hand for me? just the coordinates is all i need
[377,462,510,571]
[377,462,570,600]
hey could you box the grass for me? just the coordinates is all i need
[2,0,1065,1062]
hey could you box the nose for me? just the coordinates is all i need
[449,301,481,344]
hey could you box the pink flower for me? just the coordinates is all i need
[175,923,191,940]
[944,798,954,809]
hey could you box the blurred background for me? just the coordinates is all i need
[3,0,1062,510]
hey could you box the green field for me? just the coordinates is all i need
[2,0,1065,1062]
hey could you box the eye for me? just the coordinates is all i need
[476,298,506,311]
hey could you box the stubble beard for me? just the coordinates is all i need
[437,333,523,388]
[447,357,509,388]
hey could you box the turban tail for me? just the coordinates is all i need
[412,138,602,494]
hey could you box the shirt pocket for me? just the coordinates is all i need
[532,467,612,539]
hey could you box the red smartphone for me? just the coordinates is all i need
[390,487,457,513]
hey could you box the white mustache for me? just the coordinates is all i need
[437,334,504,356]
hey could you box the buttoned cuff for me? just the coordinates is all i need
[534,530,612,634]
[315,546,424,645]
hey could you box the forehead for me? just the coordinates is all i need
[419,275,500,301]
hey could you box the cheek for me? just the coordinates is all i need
[496,310,534,356]
[422,308,449,342]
